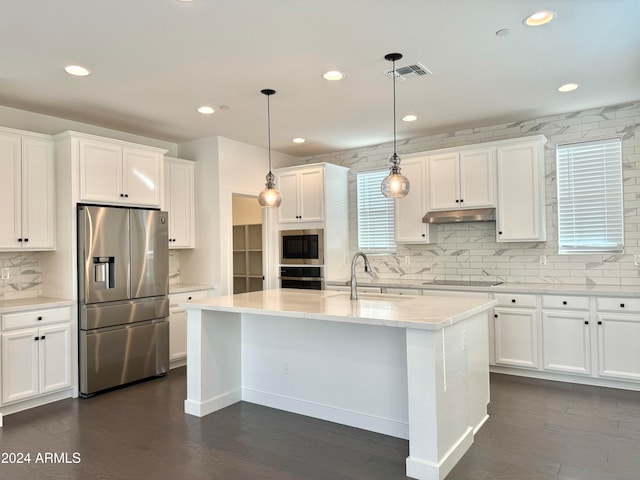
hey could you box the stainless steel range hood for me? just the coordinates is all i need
[422,208,496,224]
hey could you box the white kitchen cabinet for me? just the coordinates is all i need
[394,156,436,244]
[0,130,55,251]
[164,157,195,249]
[596,297,640,382]
[541,295,591,375]
[276,166,324,223]
[168,289,213,367]
[428,147,495,211]
[492,293,539,369]
[496,136,547,242]
[1,307,72,405]
[79,137,164,207]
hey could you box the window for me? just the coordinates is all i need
[356,169,395,253]
[556,138,623,254]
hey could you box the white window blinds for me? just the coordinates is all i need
[357,169,396,253]
[556,138,624,254]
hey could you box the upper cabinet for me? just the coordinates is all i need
[496,136,547,242]
[395,156,436,244]
[164,157,195,249]
[276,166,325,223]
[428,147,495,211]
[0,128,55,251]
[78,136,165,207]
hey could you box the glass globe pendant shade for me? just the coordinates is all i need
[258,171,281,208]
[381,154,410,198]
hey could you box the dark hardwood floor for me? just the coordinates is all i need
[1,369,639,480]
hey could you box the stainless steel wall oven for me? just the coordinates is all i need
[280,266,324,290]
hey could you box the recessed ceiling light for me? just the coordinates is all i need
[402,115,418,122]
[523,11,556,27]
[64,65,90,76]
[292,138,306,144]
[558,83,579,92]
[197,106,214,114]
[322,70,345,81]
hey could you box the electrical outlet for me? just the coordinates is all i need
[1,268,9,280]
[282,361,291,375]
[539,255,547,266]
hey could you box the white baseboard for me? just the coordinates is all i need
[406,427,473,480]
[184,388,241,417]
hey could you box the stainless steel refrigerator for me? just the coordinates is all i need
[78,205,169,397]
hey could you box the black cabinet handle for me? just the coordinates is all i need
[511,299,516,303]
[494,314,498,318]
[421,234,426,237]
[598,321,603,325]
[584,321,589,325]
[41,335,46,340]
[24,238,28,242]
[620,303,625,308]
[562,301,567,305]
[460,199,464,202]
[34,336,39,341]
[18,238,22,242]
[120,193,124,197]
[37,316,43,321]
[455,199,459,203]
[498,231,503,235]
[125,194,129,198]
[188,296,192,300]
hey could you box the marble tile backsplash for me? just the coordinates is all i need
[0,252,42,300]
[302,101,640,287]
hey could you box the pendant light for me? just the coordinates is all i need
[257,88,282,208]
[381,53,410,198]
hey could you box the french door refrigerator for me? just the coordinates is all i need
[78,205,169,397]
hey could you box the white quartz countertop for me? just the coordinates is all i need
[0,296,74,314]
[180,288,496,331]
[169,283,215,294]
[327,278,640,297]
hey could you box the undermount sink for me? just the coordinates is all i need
[331,292,415,302]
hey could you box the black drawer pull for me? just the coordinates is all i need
[584,321,589,325]
[494,314,498,318]
[37,316,43,321]
[598,321,603,325]
[34,336,39,341]
[562,301,567,305]
[511,299,516,303]
[620,303,625,308]
[41,335,46,340]
[188,296,192,300]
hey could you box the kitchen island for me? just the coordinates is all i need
[182,288,496,480]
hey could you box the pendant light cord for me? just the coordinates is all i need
[267,93,272,173]
[392,57,397,158]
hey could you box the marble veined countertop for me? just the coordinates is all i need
[180,288,496,331]
[327,278,640,297]
[0,296,74,314]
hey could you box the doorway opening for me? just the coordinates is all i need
[232,194,264,294]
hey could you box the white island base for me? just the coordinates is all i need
[182,289,496,480]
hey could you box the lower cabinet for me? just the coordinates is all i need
[1,309,72,405]
[596,297,640,382]
[168,289,213,367]
[492,293,538,369]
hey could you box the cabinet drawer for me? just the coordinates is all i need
[2,306,72,331]
[542,295,589,311]
[169,290,210,307]
[494,293,536,308]
[597,297,640,313]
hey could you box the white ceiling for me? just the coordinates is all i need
[1,0,639,157]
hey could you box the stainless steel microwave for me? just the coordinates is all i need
[280,229,324,265]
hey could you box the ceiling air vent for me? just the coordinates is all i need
[383,62,432,81]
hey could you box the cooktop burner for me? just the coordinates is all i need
[422,280,504,287]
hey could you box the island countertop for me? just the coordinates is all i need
[180,288,497,331]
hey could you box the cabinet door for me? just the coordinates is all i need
[21,138,55,250]
[597,314,640,381]
[79,139,123,203]
[39,323,72,394]
[167,160,194,248]
[542,311,591,375]
[122,147,162,207]
[1,328,39,404]
[493,307,539,368]
[496,141,546,242]
[428,152,459,210]
[459,148,495,208]
[277,171,301,223]
[395,157,431,243]
[0,133,22,249]
[298,168,324,222]
[169,308,187,362]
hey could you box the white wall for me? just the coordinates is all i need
[302,101,640,287]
